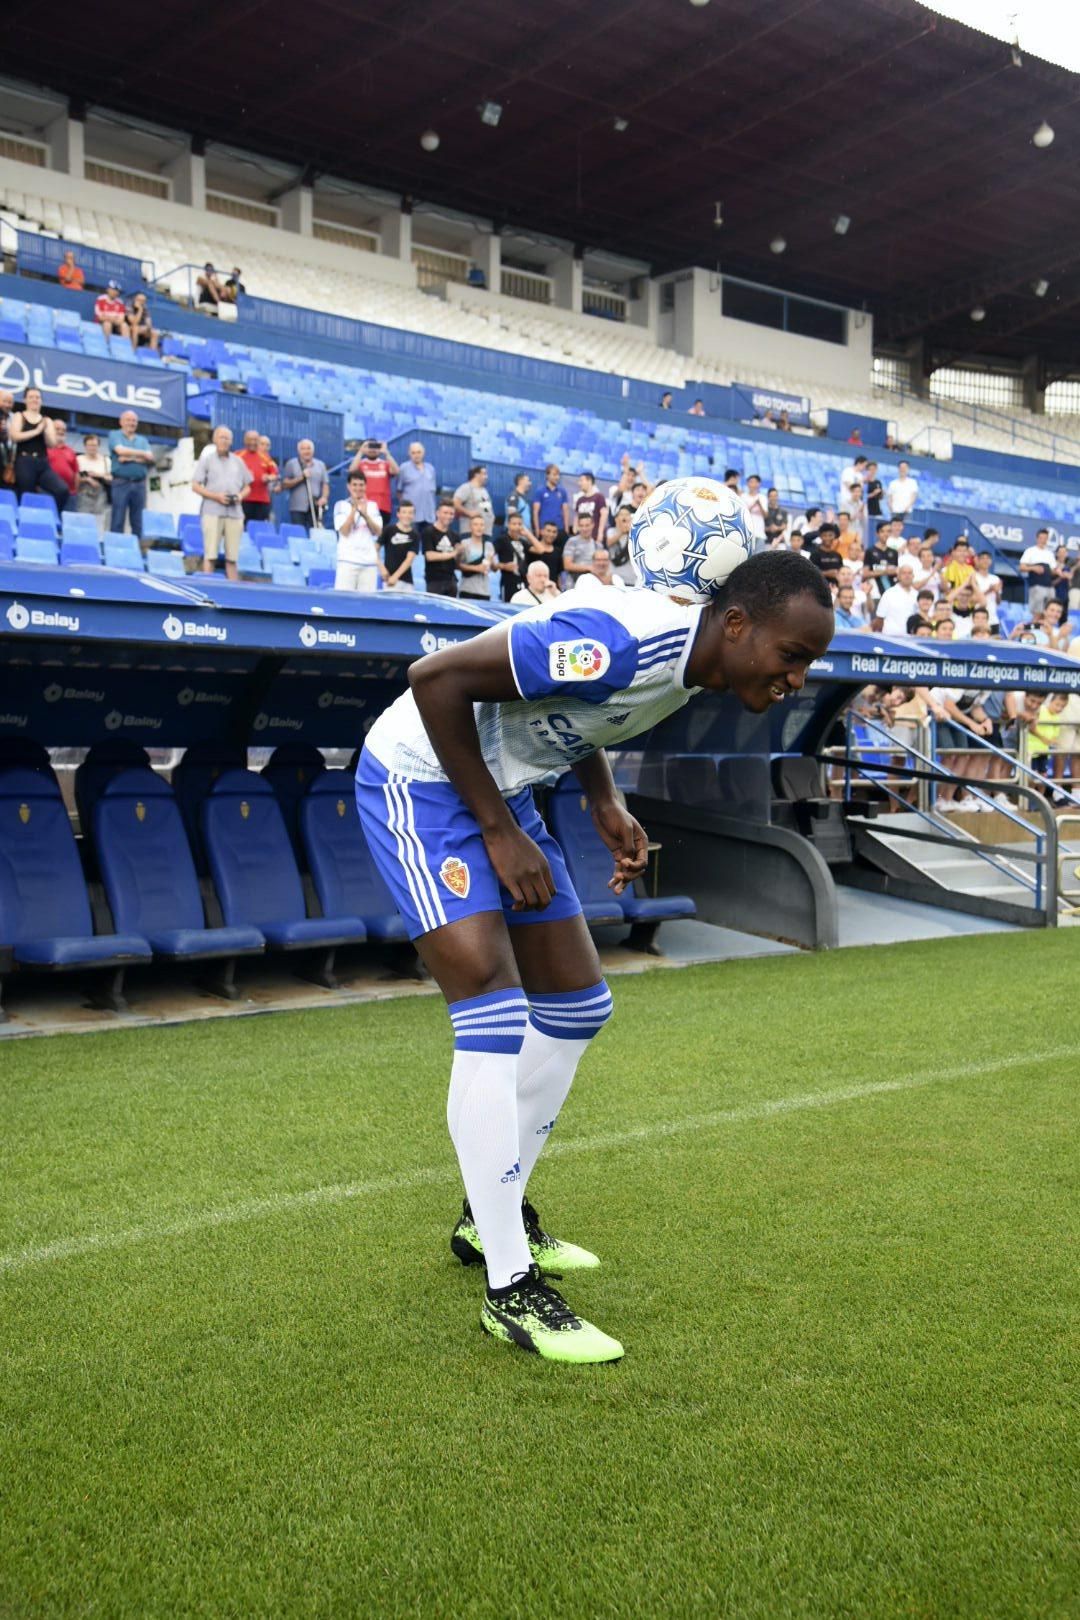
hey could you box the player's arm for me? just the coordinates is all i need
[572,752,648,895]
[408,633,555,910]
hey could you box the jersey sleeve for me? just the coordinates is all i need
[507,606,639,705]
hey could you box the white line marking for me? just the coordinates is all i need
[1,1044,1075,1277]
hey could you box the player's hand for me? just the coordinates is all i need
[484,824,556,911]
[590,800,648,894]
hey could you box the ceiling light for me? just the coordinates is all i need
[419,130,440,152]
[770,235,786,254]
[1032,120,1054,148]
[689,0,712,7]
[613,116,629,133]
[713,201,723,228]
[833,213,851,236]
[970,305,986,322]
[1032,278,1050,297]
[479,101,503,128]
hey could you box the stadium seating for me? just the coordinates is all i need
[261,744,327,857]
[92,768,264,992]
[0,766,151,1018]
[59,537,102,568]
[299,771,409,944]
[103,532,144,570]
[201,769,367,983]
[74,740,151,840]
[171,742,246,872]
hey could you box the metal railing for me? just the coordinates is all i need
[873,377,1080,467]
[1057,815,1080,916]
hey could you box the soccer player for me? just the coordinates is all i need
[356,552,833,1363]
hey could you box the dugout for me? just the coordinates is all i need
[0,563,1078,972]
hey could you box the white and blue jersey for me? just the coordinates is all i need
[356,592,703,938]
[364,591,704,795]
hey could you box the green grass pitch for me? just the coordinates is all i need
[1,931,1077,1619]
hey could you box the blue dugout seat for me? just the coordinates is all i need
[202,770,367,980]
[172,743,247,872]
[0,767,151,1018]
[93,769,263,988]
[546,779,696,934]
[74,740,151,839]
[299,772,408,943]
[261,744,326,858]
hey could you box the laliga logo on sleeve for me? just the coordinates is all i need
[439,856,470,898]
[6,602,30,631]
[549,639,610,681]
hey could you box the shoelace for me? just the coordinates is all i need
[521,1199,558,1250]
[519,1276,580,1332]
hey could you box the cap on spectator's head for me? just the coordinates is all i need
[107,279,120,291]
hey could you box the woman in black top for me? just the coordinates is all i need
[9,388,70,510]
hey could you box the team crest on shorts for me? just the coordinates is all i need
[439,856,470,898]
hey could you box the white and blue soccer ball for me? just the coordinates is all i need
[629,476,756,603]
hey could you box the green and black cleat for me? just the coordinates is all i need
[451,1197,601,1276]
[481,1265,623,1364]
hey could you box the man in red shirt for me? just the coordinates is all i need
[47,420,80,498]
[237,429,279,524]
[94,281,127,336]
[57,250,85,291]
[349,438,399,518]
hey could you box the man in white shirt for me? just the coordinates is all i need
[509,559,561,607]
[972,550,1002,626]
[873,563,920,637]
[333,470,383,590]
[742,473,767,544]
[887,460,919,518]
[192,424,250,581]
[1019,528,1056,614]
[574,548,627,596]
[838,454,868,509]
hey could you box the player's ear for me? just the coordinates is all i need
[722,605,747,640]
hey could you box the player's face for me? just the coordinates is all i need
[696,593,834,712]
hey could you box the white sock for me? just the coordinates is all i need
[516,983,614,1193]
[446,990,531,1290]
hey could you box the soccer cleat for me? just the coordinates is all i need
[450,1198,601,1274]
[481,1266,624,1364]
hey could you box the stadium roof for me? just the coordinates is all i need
[7,0,1080,372]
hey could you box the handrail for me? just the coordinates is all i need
[1057,814,1080,916]
[873,377,1080,466]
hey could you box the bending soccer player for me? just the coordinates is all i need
[356,550,833,1363]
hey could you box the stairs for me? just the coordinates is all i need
[845,811,1046,923]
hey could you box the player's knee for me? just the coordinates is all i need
[527,980,613,1041]
[449,988,530,1054]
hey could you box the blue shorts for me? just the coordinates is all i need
[354,748,583,939]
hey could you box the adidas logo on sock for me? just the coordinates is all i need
[535,1119,556,1136]
[500,1161,522,1184]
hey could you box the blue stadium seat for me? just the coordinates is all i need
[0,767,151,1018]
[0,738,56,780]
[237,538,264,575]
[270,563,304,587]
[299,771,408,943]
[60,538,103,568]
[202,771,366,977]
[93,769,264,980]
[172,743,247,873]
[0,319,27,343]
[0,530,13,561]
[261,546,292,573]
[146,550,185,578]
[541,784,626,927]
[14,537,59,565]
[246,520,277,543]
[306,567,336,589]
[20,493,59,525]
[17,510,59,540]
[0,490,16,517]
[103,532,144,571]
[178,514,204,558]
[61,511,99,539]
[141,510,178,543]
[74,740,152,840]
[279,524,308,543]
[261,744,326,857]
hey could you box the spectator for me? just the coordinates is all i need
[0,389,13,487]
[764,487,788,545]
[332,470,383,591]
[197,264,225,311]
[575,548,625,595]
[395,441,437,525]
[803,507,824,545]
[457,512,495,599]
[688,399,705,417]
[422,499,460,597]
[812,523,844,577]
[659,391,673,409]
[453,464,494,538]
[864,521,898,583]
[562,511,598,584]
[949,582,983,637]
[926,686,993,806]
[776,410,792,432]
[913,544,942,594]
[873,564,919,637]
[57,249,85,290]
[914,587,936,625]
[282,439,329,528]
[380,498,418,592]
[46,419,79,502]
[573,471,607,539]
[941,537,975,592]
[237,429,278,525]
[958,605,993,641]
[257,434,274,462]
[94,280,127,337]
[107,409,153,537]
[786,530,806,555]
[742,474,767,544]
[864,461,884,519]
[76,432,111,530]
[847,428,863,446]
[126,292,159,353]
[224,268,245,301]
[887,459,919,517]
[505,471,535,542]
[836,511,863,558]
[897,533,924,572]
[606,503,635,584]
[1025,694,1069,788]
[526,519,565,581]
[1052,544,1072,611]
[532,463,571,538]
[834,584,864,631]
[1018,527,1057,616]
[9,388,67,509]
[932,610,955,638]
[493,510,528,601]
[349,439,399,518]
[1036,599,1071,650]
[839,454,868,507]
[510,559,560,607]
[840,481,866,541]
[192,424,250,581]
[607,456,636,514]
[973,549,1002,627]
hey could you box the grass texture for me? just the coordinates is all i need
[1,931,1077,1619]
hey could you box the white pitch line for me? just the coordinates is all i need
[1,1044,1076,1278]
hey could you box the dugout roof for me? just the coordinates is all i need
[8,0,1080,371]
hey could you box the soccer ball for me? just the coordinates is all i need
[628,477,756,602]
